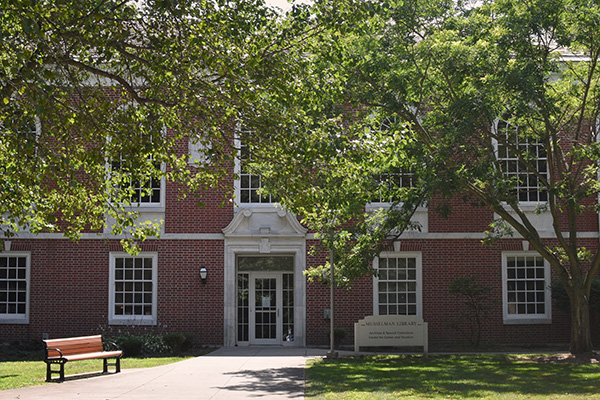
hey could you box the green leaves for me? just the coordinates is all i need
[0,0,341,249]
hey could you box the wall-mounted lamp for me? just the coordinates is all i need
[199,266,208,284]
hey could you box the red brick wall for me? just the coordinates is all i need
[305,236,597,349]
[0,239,225,345]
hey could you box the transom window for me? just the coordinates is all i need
[109,253,157,325]
[502,253,551,323]
[374,253,421,316]
[0,254,29,323]
[496,120,548,202]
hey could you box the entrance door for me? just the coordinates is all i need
[236,256,295,345]
[251,275,280,344]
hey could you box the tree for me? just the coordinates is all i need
[0,0,342,251]
[252,0,600,355]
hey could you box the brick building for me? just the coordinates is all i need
[0,126,597,349]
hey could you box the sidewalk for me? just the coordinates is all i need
[1,347,335,400]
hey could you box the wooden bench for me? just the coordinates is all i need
[43,335,123,382]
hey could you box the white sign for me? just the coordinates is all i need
[354,315,428,355]
[262,296,271,308]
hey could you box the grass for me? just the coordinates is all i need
[305,354,600,399]
[0,348,215,391]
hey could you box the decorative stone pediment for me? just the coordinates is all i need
[222,208,308,238]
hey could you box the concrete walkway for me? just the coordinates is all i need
[1,347,333,400]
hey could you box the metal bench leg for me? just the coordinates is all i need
[103,358,121,374]
[46,362,52,382]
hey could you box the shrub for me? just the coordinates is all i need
[181,333,195,352]
[163,333,187,354]
[139,334,170,355]
[116,335,144,357]
[448,276,495,347]
[327,328,347,349]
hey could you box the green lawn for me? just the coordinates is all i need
[0,356,195,391]
[305,354,600,399]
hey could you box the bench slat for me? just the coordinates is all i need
[44,335,105,358]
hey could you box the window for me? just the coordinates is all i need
[0,253,30,323]
[238,139,275,204]
[188,137,212,166]
[496,120,548,203]
[1,115,41,158]
[374,253,422,316]
[109,253,157,325]
[111,157,163,206]
[372,167,416,203]
[371,116,416,204]
[502,252,551,324]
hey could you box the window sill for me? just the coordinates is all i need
[236,203,281,209]
[500,202,548,213]
[0,318,29,324]
[123,205,165,213]
[366,203,428,212]
[108,318,157,326]
[503,317,551,325]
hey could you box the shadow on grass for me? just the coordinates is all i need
[306,354,600,398]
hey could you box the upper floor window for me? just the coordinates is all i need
[371,115,416,204]
[238,138,275,205]
[372,167,417,203]
[1,115,41,158]
[0,253,30,324]
[111,157,163,206]
[496,120,548,203]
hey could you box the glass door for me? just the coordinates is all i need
[253,276,278,343]
[236,256,295,345]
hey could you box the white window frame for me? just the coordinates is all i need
[373,252,423,317]
[366,115,419,211]
[234,135,276,207]
[502,251,552,324]
[110,155,166,211]
[493,119,549,206]
[0,252,30,324]
[188,136,212,166]
[108,252,158,325]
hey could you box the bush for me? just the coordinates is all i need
[327,328,347,349]
[115,335,144,357]
[163,333,195,354]
[163,333,187,353]
[448,276,495,347]
[181,333,195,352]
[139,334,170,355]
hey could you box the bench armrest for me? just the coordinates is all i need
[45,347,63,359]
[105,341,121,352]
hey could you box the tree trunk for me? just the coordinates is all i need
[567,287,593,355]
